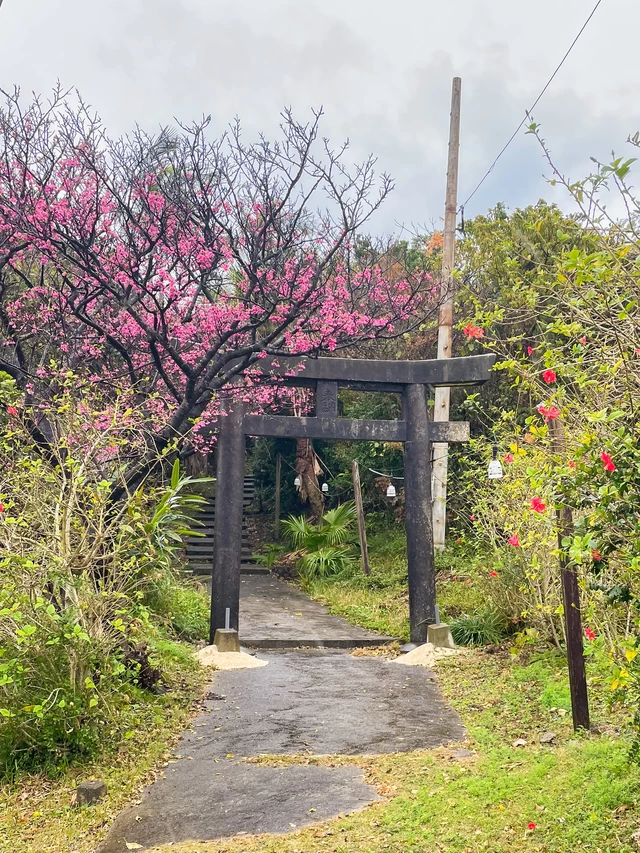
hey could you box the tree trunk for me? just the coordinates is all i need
[295,438,324,522]
[184,451,207,477]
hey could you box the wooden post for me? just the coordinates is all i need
[432,76,462,552]
[403,384,437,642]
[274,454,282,539]
[210,396,245,644]
[351,460,370,576]
[550,417,590,730]
[558,504,590,730]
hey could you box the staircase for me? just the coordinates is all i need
[185,476,264,577]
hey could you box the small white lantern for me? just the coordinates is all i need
[293,476,301,487]
[321,482,329,494]
[386,483,397,498]
[488,445,503,480]
[488,459,504,479]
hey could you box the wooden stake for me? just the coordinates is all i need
[351,460,370,576]
[550,417,590,730]
[432,76,462,552]
[274,454,281,539]
[558,504,590,730]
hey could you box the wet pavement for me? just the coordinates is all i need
[238,573,394,648]
[97,650,464,851]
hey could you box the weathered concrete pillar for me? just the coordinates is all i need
[403,384,437,643]
[209,395,245,644]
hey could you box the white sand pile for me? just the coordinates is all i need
[390,642,458,668]
[196,645,268,670]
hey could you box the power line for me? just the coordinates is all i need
[459,0,605,212]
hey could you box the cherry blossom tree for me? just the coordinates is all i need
[0,87,435,492]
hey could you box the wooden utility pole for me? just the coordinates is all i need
[274,454,282,539]
[432,77,462,551]
[351,460,370,576]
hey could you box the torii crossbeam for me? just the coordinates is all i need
[210,353,494,644]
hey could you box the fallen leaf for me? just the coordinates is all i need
[125,843,143,850]
[512,738,527,748]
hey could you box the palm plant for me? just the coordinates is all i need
[281,502,358,580]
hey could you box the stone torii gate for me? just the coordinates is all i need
[210,352,494,645]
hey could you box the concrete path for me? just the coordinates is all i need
[98,651,464,851]
[239,573,394,648]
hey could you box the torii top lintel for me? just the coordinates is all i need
[251,352,495,391]
[239,352,495,443]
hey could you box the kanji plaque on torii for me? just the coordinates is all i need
[211,353,495,645]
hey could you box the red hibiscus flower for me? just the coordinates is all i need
[508,534,520,547]
[527,822,537,830]
[568,460,576,469]
[489,570,499,577]
[585,627,596,641]
[579,336,587,345]
[462,322,484,340]
[537,403,560,420]
[0,503,4,513]
[503,453,514,464]
[530,497,546,513]
[470,515,476,521]
[542,369,557,384]
[6,406,17,417]
[527,345,534,356]
[601,452,616,472]
[591,549,602,562]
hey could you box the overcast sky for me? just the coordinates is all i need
[0,0,636,233]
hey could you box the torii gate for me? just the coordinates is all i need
[210,352,494,645]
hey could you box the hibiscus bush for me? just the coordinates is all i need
[453,143,640,741]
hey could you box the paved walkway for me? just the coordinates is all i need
[239,573,394,648]
[98,651,463,851]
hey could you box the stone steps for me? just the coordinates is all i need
[184,476,258,574]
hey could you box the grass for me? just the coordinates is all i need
[0,637,207,853]
[150,648,640,853]
[300,525,488,641]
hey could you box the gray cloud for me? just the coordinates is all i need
[0,0,637,233]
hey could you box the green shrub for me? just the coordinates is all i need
[281,502,359,580]
[0,577,146,777]
[299,546,358,580]
[144,576,210,642]
[0,389,210,779]
[450,609,507,647]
